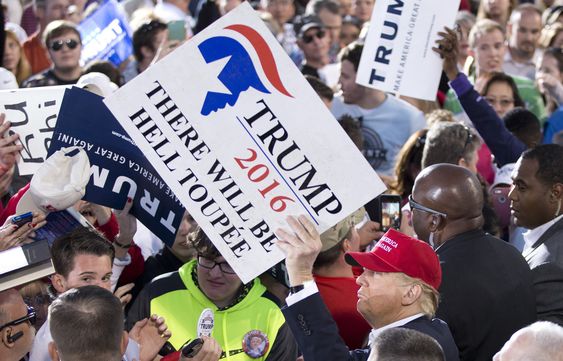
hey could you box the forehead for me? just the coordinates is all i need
[514,11,541,26]
[475,29,505,45]
[51,30,80,41]
[70,254,112,273]
[486,81,513,95]
[512,157,540,182]
[340,59,356,75]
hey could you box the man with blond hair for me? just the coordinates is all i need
[276,221,460,361]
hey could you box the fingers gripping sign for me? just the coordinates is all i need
[275,215,322,287]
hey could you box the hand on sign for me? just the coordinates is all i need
[0,212,47,251]
[0,113,23,173]
[114,197,137,258]
[179,336,222,361]
[276,215,321,287]
[129,314,172,361]
[433,26,459,81]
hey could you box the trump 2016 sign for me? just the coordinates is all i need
[104,2,384,283]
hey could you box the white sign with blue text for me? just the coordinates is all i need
[104,2,384,283]
[357,0,460,100]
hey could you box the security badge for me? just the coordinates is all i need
[242,330,269,359]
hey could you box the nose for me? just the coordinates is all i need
[356,272,366,286]
[508,184,517,201]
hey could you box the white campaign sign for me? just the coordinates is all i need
[104,2,385,283]
[357,0,460,100]
[0,86,70,175]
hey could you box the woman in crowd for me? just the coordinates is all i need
[538,47,563,143]
[2,30,31,85]
[479,72,525,118]
[477,0,518,27]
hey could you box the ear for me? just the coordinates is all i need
[401,283,422,306]
[552,183,562,201]
[429,214,445,233]
[342,238,352,252]
[48,341,60,361]
[2,327,15,348]
[120,331,129,355]
[51,274,66,294]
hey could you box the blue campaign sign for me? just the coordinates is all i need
[48,87,185,246]
[78,0,133,67]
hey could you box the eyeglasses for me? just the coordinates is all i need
[408,195,447,218]
[197,256,236,274]
[459,125,474,159]
[485,97,514,108]
[0,305,36,330]
[50,39,79,51]
[302,30,326,44]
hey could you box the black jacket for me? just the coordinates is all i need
[436,229,537,361]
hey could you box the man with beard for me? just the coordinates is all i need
[503,4,543,81]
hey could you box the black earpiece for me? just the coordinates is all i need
[7,331,23,343]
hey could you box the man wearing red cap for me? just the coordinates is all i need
[276,217,459,361]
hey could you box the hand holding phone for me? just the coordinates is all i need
[378,195,402,232]
[12,212,33,228]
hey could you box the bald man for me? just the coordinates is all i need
[411,164,536,361]
[0,289,36,361]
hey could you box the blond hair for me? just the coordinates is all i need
[468,19,505,49]
[397,273,439,318]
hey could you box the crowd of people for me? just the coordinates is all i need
[1,0,563,360]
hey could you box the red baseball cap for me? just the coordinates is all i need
[345,228,442,290]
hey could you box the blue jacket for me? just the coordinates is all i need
[449,73,527,167]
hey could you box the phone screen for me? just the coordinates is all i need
[381,198,401,231]
[167,20,186,41]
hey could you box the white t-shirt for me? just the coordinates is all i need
[331,94,426,176]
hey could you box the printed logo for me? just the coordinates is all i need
[198,24,292,116]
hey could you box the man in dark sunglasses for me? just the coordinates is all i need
[293,15,330,82]
[411,164,536,361]
[22,20,83,88]
[0,288,36,361]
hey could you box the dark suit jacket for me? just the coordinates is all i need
[436,229,537,361]
[523,217,563,325]
[282,292,459,361]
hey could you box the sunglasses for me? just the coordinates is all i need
[50,39,79,52]
[0,305,36,330]
[459,125,474,159]
[302,30,326,44]
[408,195,447,218]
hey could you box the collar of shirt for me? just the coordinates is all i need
[504,48,542,67]
[523,214,563,248]
[367,313,425,345]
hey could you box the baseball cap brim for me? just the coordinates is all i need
[299,23,324,37]
[345,251,402,273]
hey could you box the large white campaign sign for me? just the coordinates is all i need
[0,86,70,175]
[104,2,384,283]
[357,0,460,100]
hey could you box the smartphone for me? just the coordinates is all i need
[378,195,402,232]
[12,212,33,228]
[181,338,204,358]
[490,186,511,229]
[167,20,186,41]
